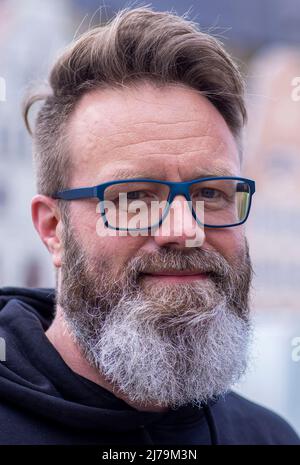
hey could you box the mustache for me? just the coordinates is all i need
[125,248,234,280]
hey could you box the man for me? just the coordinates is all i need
[0,7,299,445]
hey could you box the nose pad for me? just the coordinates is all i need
[181,197,205,247]
[187,196,205,227]
[168,191,205,228]
[155,194,205,247]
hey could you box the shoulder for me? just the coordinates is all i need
[213,391,300,444]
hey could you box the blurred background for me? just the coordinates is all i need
[0,0,300,434]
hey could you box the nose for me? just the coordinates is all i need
[153,195,206,249]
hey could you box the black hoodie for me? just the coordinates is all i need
[0,287,299,445]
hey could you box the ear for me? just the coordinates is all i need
[31,195,64,268]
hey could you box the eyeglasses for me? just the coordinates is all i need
[52,176,255,230]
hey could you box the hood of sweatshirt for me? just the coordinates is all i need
[0,286,218,445]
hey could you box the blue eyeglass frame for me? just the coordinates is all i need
[52,176,256,230]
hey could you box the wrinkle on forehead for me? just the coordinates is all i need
[70,84,231,139]
[68,84,240,184]
[99,162,239,183]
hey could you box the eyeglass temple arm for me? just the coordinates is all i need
[52,186,98,200]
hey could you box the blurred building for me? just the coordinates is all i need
[244,47,300,310]
[0,0,71,287]
[71,0,300,46]
[235,46,300,434]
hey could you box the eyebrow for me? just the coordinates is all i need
[190,167,237,179]
[102,166,236,182]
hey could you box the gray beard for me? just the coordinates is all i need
[58,226,253,409]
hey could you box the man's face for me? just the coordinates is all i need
[57,83,253,408]
[66,82,244,266]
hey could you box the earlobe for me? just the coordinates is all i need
[31,195,63,268]
[49,221,63,268]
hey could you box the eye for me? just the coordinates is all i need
[127,190,154,200]
[127,191,144,200]
[197,188,221,199]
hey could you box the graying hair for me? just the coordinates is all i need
[23,7,247,197]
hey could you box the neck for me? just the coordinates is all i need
[45,305,169,413]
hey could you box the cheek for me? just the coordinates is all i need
[96,236,146,267]
[71,202,147,267]
[205,226,246,262]
[70,202,99,246]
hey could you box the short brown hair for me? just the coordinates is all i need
[23,7,247,197]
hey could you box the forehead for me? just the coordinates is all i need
[67,83,240,185]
